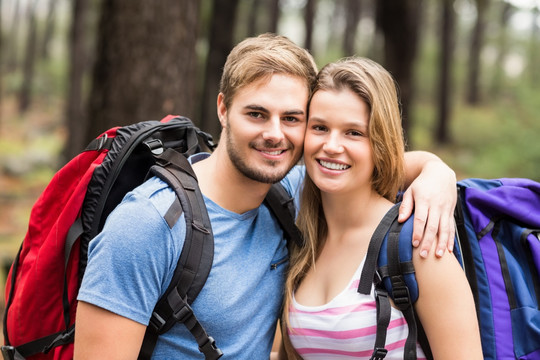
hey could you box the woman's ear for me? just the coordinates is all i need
[217,93,227,129]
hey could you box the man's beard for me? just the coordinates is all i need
[225,125,298,184]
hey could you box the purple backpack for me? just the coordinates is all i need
[360,178,540,360]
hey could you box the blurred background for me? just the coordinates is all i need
[0,0,539,302]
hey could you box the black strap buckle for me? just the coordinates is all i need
[1,346,24,360]
[370,347,388,360]
[392,285,411,310]
[199,336,223,360]
[42,326,75,354]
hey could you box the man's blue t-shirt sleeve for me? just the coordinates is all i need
[77,182,182,325]
[280,164,305,216]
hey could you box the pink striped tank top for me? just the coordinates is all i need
[288,258,427,359]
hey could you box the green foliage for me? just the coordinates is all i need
[411,82,540,181]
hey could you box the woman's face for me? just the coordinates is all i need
[304,88,374,195]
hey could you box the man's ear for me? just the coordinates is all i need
[217,93,227,128]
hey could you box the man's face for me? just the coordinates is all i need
[218,74,309,184]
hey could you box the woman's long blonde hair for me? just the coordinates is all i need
[281,57,406,359]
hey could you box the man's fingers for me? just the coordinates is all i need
[398,190,414,223]
[412,205,428,249]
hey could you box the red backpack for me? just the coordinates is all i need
[1,115,302,360]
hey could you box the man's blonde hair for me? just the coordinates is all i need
[219,33,318,109]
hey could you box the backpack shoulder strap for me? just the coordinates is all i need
[138,148,222,360]
[264,183,304,248]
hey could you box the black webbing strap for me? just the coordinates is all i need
[358,204,401,295]
[386,218,418,360]
[264,183,304,248]
[2,244,21,347]
[139,148,221,360]
[371,285,391,360]
[522,229,540,306]
[1,325,75,360]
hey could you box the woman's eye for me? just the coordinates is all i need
[312,125,326,132]
[348,130,364,137]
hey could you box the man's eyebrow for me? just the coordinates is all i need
[244,105,305,116]
[245,104,269,113]
[283,109,305,116]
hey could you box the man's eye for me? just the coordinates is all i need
[283,116,298,123]
[248,112,263,118]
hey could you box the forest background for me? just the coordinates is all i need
[0,0,539,303]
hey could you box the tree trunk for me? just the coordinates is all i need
[268,0,280,34]
[343,0,362,56]
[466,0,490,105]
[18,0,38,113]
[63,0,90,163]
[435,0,456,144]
[529,6,540,87]
[40,0,59,59]
[490,2,513,96]
[5,0,21,71]
[86,0,200,143]
[376,0,422,144]
[199,0,240,140]
[247,0,263,36]
[304,0,316,52]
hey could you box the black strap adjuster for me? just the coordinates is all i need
[199,336,223,360]
[370,347,388,360]
[391,285,411,310]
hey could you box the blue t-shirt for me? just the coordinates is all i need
[77,154,304,359]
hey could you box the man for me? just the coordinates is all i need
[74,34,456,359]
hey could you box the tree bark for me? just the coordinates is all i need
[247,0,263,36]
[199,0,240,139]
[40,0,59,59]
[86,0,201,143]
[435,0,456,144]
[376,0,422,144]
[343,0,362,56]
[304,0,316,52]
[18,0,38,113]
[63,0,90,162]
[490,2,513,96]
[466,0,490,105]
[529,6,540,87]
[268,0,280,34]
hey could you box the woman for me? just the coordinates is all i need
[279,57,482,359]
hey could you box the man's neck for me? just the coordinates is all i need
[191,149,272,214]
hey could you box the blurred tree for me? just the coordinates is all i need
[466,0,490,105]
[435,0,456,144]
[40,0,59,59]
[376,0,422,143]
[268,0,280,34]
[199,0,240,139]
[490,1,514,96]
[85,0,200,144]
[63,0,91,162]
[343,0,362,56]
[529,5,539,87]
[304,0,316,52]
[5,0,21,71]
[247,0,264,36]
[18,0,38,113]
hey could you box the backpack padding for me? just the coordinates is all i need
[138,148,221,360]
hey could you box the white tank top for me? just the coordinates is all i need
[288,258,427,359]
